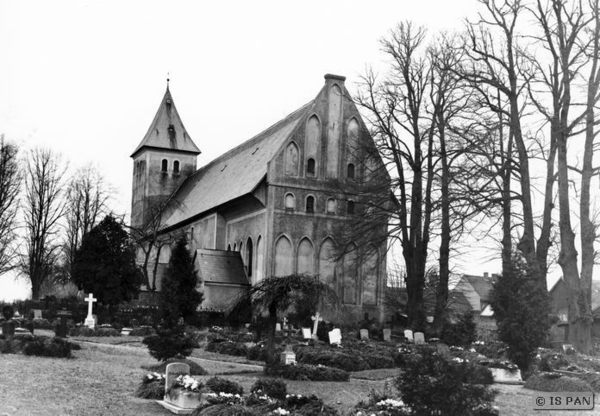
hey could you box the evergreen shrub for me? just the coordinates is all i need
[143,327,198,362]
[395,349,498,415]
[250,378,287,400]
[141,358,207,375]
[524,372,592,392]
[264,362,349,381]
[441,311,477,346]
[205,376,244,395]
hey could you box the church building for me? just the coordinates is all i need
[130,74,389,321]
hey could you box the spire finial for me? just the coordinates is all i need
[167,72,170,88]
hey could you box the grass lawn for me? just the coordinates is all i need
[1,336,599,415]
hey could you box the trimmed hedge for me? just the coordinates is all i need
[205,340,248,357]
[525,372,593,392]
[142,358,208,375]
[264,362,349,381]
[69,327,121,337]
[205,377,244,395]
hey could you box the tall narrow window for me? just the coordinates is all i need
[161,159,168,173]
[347,163,355,179]
[307,158,316,177]
[173,160,180,174]
[326,198,336,214]
[306,196,315,213]
[347,200,355,215]
[285,193,295,210]
[246,237,254,278]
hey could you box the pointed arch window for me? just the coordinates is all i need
[347,163,355,179]
[161,159,168,173]
[173,160,180,175]
[246,237,254,278]
[306,196,315,213]
[307,158,316,177]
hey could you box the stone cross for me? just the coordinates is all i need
[311,312,323,340]
[84,293,97,329]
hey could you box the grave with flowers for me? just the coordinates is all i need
[157,362,205,414]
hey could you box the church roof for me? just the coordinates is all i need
[131,85,201,158]
[196,249,250,285]
[162,101,311,226]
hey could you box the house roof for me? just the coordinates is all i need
[463,274,496,303]
[161,101,311,225]
[196,249,250,285]
[131,85,201,158]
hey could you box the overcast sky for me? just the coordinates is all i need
[1,0,495,300]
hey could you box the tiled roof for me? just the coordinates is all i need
[197,249,249,285]
[131,86,200,157]
[162,102,311,226]
[463,274,496,303]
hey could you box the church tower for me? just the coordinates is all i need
[130,83,200,229]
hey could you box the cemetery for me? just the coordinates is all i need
[3,290,600,415]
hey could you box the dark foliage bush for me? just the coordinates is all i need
[141,358,207,375]
[143,326,198,362]
[205,376,244,395]
[490,256,551,371]
[128,326,156,337]
[538,352,570,372]
[574,372,600,393]
[246,344,282,362]
[0,337,14,354]
[524,372,593,392]
[264,362,349,381]
[294,346,369,372]
[472,342,508,360]
[68,326,120,337]
[205,340,248,357]
[441,311,477,346]
[284,394,339,415]
[395,349,498,416]
[22,336,75,358]
[467,363,495,385]
[250,378,287,400]
[135,380,165,399]
[32,318,54,330]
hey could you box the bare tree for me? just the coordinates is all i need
[21,147,67,300]
[0,136,21,276]
[58,165,111,283]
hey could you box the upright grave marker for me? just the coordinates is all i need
[414,332,425,345]
[404,329,414,343]
[383,328,391,342]
[158,362,200,414]
[329,328,342,345]
[302,327,312,339]
[360,328,369,341]
[311,312,323,341]
[33,309,43,319]
[84,293,97,329]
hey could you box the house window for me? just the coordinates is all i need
[347,200,355,215]
[306,196,315,213]
[347,163,355,179]
[307,158,316,177]
[173,160,180,174]
[161,159,168,173]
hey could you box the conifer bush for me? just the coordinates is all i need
[264,362,349,381]
[205,376,244,395]
[250,378,287,400]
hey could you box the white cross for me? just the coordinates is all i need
[311,312,323,340]
[85,293,97,317]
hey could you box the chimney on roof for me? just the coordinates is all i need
[324,73,346,85]
[483,272,489,278]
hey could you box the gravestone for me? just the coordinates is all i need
[275,323,282,332]
[84,293,97,329]
[404,329,414,343]
[414,332,425,345]
[311,312,323,341]
[302,328,312,339]
[55,310,72,338]
[2,321,15,336]
[329,328,342,345]
[121,327,133,336]
[280,346,296,365]
[159,362,198,414]
[360,328,369,341]
[383,328,391,342]
[33,309,43,319]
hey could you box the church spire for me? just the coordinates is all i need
[130,84,200,158]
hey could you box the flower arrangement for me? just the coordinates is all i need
[142,372,165,385]
[205,391,244,406]
[172,374,201,392]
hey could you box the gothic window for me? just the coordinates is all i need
[285,193,295,210]
[306,196,315,213]
[227,244,231,251]
[161,159,168,173]
[274,235,293,276]
[173,160,180,174]
[307,158,316,177]
[190,226,194,241]
[285,142,299,176]
[297,238,314,275]
[255,236,264,282]
[347,200,355,215]
[326,198,336,214]
[347,163,355,179]
[306,115,320,168]
[246,237,254,278]
[319,238,336,288]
